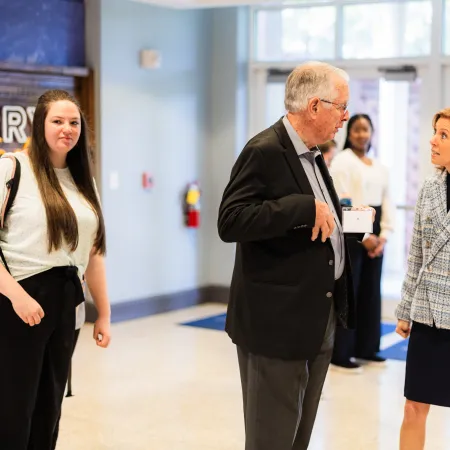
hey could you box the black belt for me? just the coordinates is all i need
[46,266,85,307]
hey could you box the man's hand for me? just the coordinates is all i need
[312,200,335,243]
[396,320,411,339]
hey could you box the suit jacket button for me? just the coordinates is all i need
[326,292,333,298]
[329,260,334,266]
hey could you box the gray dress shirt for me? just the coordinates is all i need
[282,116,345,279]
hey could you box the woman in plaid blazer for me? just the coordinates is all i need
[396,107,450,450]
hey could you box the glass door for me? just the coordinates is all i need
[343,67,429,300]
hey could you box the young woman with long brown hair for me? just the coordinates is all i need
[0,90,111,449]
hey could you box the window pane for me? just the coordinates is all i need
[266,82,286,128]
[445,0,450,54]
[342,1,432,59]
[255,7,336,61]
[280,0,331,4]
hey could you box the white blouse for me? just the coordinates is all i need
[330,148,395,240]
[0,152,99,281]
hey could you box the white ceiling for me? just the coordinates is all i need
[130,0,279,9]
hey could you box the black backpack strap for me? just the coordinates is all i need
[0,155,21,274]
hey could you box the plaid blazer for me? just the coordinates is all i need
[396,170,450,328]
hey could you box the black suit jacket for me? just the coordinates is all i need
[218,119,358,360]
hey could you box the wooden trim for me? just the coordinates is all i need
[0,61,89,77]
[76,70,98,171]
[85,285,230,323]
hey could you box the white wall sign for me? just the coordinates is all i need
[0,105,35,144]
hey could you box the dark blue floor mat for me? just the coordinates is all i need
[181,313,227,331]
[379,338,409,361]
[381,322,397,335]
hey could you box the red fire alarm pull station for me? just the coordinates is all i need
[142,172,153,190]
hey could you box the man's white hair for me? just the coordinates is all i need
[284,61,349,113]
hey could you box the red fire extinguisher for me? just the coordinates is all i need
[184,181,201,228]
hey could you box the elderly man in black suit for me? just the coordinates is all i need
[218,61,367,450]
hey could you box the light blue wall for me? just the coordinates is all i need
[86,0,248,304]
[205,7,249,286]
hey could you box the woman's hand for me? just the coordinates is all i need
[93,316,111,348]
[368,237,386,258]
[362,234,379,252]
[11,294,45,326]
[396,319,411,339]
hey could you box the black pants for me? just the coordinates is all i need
[0,267,83,450]
[332,237,384,362]
[52,327,81,449]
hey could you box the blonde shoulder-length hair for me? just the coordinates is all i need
[433,107,450,172]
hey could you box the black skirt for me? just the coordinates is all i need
[404,321,450,407]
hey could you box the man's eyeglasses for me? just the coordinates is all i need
[320,99,348,113]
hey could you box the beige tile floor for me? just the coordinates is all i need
[57,303,450,450]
